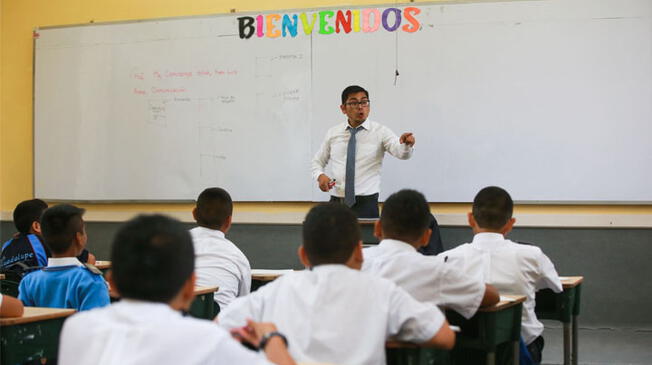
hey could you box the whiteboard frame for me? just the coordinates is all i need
[31,0,652,204]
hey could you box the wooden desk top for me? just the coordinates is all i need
[94,260,111,270]
[251,269,293,282]
[478,294,526,312]
[559,276,584,288]
[194,286,219,295]
[0,307,76,326]
[0,273,5,280]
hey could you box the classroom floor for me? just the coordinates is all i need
[541,321,652,365]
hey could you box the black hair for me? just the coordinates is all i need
[302,203,360,266]
[195,187,233,229]
[111,214,194,303]
[341,85,369,105]
[40,204,85,254]
[13,199,48,235]
[380,189,431,242]
[472,186,514,230]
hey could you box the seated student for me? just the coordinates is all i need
[442,186,562,364]
[0,294,24,317]
[18,204,109,311]
[59,214,295,365]
[190,187,251,310]
[1,199,95,276]
[218,203,455,365]
[363,189,499,319]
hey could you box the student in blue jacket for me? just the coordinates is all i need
[18,204,109,311]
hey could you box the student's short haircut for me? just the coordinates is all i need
[341,85,369,104]
[40,204,85,254]
[381,189,431,242]
[472,186,514,230]
[195,187,233,229]
[13,199,48,234]
[302,203,360,265]
[111,214,194,303]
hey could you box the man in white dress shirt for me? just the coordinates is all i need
[311,85,415,218]
[363,189,499,319]
[218,203,455,365]
[58,214,295,365]
[442,186,563,364]
[190,187,251,311]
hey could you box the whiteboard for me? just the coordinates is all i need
[35,0,652,202]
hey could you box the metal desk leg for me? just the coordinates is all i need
[486,351,495,365]
[513,340,520,365]
[572,315,578,365]
[563,322,571,365]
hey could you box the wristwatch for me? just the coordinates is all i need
[259,331,288,350]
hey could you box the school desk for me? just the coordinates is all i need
[94,260,111,274]
[447,294,526,365]
[535,276,583,365]
[359,218,380,246]
[0,306,76,364]
[251,269,293,291]
[190,285,220,319]
[385,340,450,365]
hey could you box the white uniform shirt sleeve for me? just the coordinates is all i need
[311,130,333,181]
[213,267,249,309]
[387,285,446,343]
[381,125,413,160]
[534,250,563,293]
[439,263,486,319]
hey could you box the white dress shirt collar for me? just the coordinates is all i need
[193,225,226,239]
[113,299,181,320]
[378,238,418,253]
[471,232,506,247]
[47,257,84,267]
[343,119,370,131]
[310,263,352,273]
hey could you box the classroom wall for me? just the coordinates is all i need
[2,0,652,223]
[1,0,651,328]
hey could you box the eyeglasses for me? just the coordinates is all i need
[345,100,370,107]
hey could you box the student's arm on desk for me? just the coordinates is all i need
[390,285,455,350]
[0,294,24,317]
[420,319,455,350]
[480,284,500,307]
[534,249,563,293]
[231,319,296,365]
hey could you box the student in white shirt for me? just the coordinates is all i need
[190,187,251,310]
[442,186,562,364]
[59,214,295,365]
[363,189,499,318]
[218,203,455,365]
